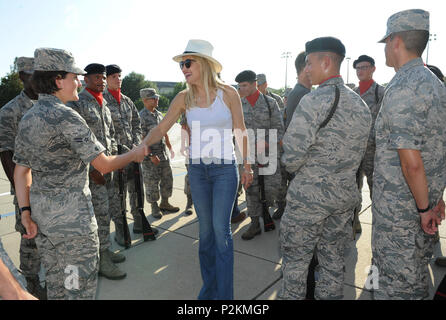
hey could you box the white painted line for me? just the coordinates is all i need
[0,192,11,197]
[171,158,187,164]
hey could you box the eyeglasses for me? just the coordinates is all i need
[179,59,195,70]
[356,65,372,71]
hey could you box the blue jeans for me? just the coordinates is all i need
[188,159,239,300]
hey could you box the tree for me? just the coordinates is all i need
[121,72,158,110]
[0,71,23,108]
[166,82,187,102]
[158,95,170,112]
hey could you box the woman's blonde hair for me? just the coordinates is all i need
[184,56,225,109]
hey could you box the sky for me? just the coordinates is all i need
[0,0,444,89]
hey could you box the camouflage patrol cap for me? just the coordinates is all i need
[256,74,267,85]
[378,9,429,43]
[140,88,160,99]
[34,48,86,75]
[15,57,34,74]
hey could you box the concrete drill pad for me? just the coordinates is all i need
[96,229,282,300]
[256,279,373,300]
[173,214,282,264]
[0,212,17,237]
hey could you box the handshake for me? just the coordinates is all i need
[90,143,151,185]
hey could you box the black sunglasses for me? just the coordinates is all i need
[179,59,195,69]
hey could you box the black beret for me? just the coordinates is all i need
[427,64,445,82]
[106,64,122,76]
[305,37,346,57]
[353,55,375,69]
[84,63,106,75]
[235,70,257,83]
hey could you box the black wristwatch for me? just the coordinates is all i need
[19,206,32,216]
[417,205,431,213]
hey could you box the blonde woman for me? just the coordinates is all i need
[142,39,253,299]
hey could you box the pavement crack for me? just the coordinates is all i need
[252,275,283,300]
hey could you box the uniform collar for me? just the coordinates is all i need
[319,75,344,88]
[38,94,64,104]
[20,90,36,104]
[397,57,424,74]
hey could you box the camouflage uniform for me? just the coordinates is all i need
[279,77,371,299]
[68,89,117,252]
[14,94,104,300]
[0,90,41,281]
[284,83,311,130]
[372,58,446,300]
[276,83,311,218]
[241,93,284,218]
[139,108,173,203]
[103,90,142,223]
[265,90,285,111]
[353,82,384,198]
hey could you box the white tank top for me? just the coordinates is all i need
[186,89,235,161]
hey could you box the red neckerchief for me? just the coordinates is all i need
[359,79,374,95]
[320,75,341,85]
[108,88,121,104]
[86,88,103,107]
[246,90,260,107]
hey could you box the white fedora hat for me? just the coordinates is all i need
[173,39,222,73]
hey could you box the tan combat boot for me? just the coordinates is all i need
[241,217,261,240]
[109,249,126,264]
[99,250,127,280]
[159,198,180,213]
[151,202,162,219]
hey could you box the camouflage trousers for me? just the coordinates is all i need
[108,163,138,224]
[0,238,27,290]
[89,173,112,252]
[245,163,281,218]
[354,144,375,213]
[142,158,173,203]
[14,199,42,278]
[371,216,436,300]
[35,232,99,300]
[278,207,352,300]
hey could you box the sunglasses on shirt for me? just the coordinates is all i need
[179,59,195,70]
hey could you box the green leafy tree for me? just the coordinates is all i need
[166,82,187,102]
[121,72,158,110]
[0,71,23,108]
[158,95,170,112]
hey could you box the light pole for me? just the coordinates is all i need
[346,57,351,84]
[281,51,292,90]
[426,33,437,64]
